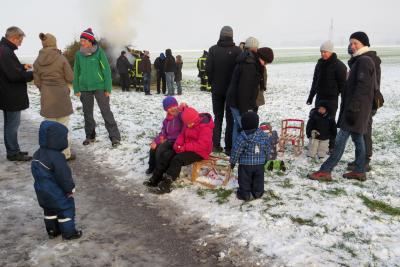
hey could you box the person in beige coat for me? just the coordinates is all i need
[33,33,75,160]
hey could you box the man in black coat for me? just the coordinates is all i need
[0,26,33,161]
[307,41,347,150]
[206,26,241,155]
[154,53,166,94]
[346,32,382,172]
[308,32,376,182]
[116,51,132,92]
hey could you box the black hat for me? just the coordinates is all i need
[121,51,126,55]
[241,112,259,131]
[350,31,370,47]
[257,47,274,64]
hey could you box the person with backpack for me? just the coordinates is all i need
[73,28,121,147]
[346,32,382,172]
[308,32,376,182]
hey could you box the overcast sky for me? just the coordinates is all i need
[1,0,399,56]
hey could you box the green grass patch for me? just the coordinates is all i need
[322,188,347,197]
[290,216,316,226]
[281,178,294,189]
[214,188,234,204]
[358,194,400,216]
[333,242,357,258]
[262,189,281,202]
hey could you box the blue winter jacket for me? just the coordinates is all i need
[230,128,271,166]
[31,121,75,211]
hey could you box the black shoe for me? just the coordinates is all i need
[145,168,154,175]
[7,154,32,161]
[145,93,152,95]
[111,139,121,147]
[19,151,29,155]
[63,230,82,240]
[83,138,95,145]
[143,179,159,187]
[48,229,61,239]
[156,175,174,194]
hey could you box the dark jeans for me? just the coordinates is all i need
[320,129,366,173]
[212,93,233,151]
[119,73,130,91]
[143,73,151,94]
[80,90,121,141]
[237,165,265,200]
[3,111,21,156]
[156,72,166,94]
[166,152,203,180]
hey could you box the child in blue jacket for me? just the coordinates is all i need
[230,112,271,201]
[31,121,82,240]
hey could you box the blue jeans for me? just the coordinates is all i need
[3,111,21,156]
[230,107,242,147]
[320,129,366,173]
[143,73,151,94]
[176,81,182,95]
[165,72,175,95]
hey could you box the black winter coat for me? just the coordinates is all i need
[226,51,262,115]
[0,37,33,111]
[338,54,375,134]
[307,53,347,104]
[116,55,132,74]
[154,57,165,73]
[306,108,337,140]
[164,49,176,73]
[206,37,242,96]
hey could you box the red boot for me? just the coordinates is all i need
[308,171,332,181]
[343,171,366,181]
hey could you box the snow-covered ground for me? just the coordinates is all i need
[26,57,400,266]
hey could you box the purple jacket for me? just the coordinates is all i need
[154,114,183,144]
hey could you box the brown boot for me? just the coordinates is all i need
[308,171,332,181]
[343,171,366,181]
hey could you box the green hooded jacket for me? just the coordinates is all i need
[73,47,112,93]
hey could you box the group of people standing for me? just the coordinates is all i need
[116,48,183,96]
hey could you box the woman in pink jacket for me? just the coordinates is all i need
[154,107,214,194]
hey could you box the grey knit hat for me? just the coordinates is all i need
[220,26,233,38]
[320,40,334,53]
[245,37,259,49]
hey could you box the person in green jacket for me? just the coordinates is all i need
[73,28,121,147]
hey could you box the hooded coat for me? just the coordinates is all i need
[227,51,262,115]
[0,37,34,111]
[164,49,176,73]
[306,103,337,141]
[33,47,74,118]
[173,113,214,159]
[31,121,75,211]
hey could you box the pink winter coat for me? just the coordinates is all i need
[173,113,214,159]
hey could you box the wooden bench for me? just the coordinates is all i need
[190,155,234,188]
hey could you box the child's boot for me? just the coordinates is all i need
[156,174,174,194]
[44,215,61,239]
[143,171,162,187]
[63,230,83,241]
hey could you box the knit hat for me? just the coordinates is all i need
[181,107,200,125]
[320,40,334,52]
[80,28,96,44]
[39,33,57,48]
[257,47,274,63]
[350,31,370,47]
[241,112,259,131]
[162,96,178,111]
[220,26,233,38]
[245,37,259,49]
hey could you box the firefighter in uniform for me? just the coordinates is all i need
[134,52,144,92]
[197,50,210,91]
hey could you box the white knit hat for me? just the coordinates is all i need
[320,40,334,53]
[245,37,259,49]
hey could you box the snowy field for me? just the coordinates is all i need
[26,53,400,266]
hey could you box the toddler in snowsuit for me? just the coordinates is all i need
[306,101,337,158]
[144,96,184,187]
[155,107,214,194]
[31,121,82,240]
[230,112,271,201]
